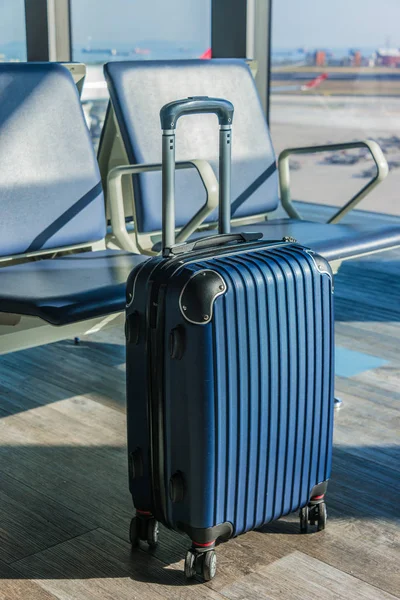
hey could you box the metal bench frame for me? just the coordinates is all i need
[105,127,390,268]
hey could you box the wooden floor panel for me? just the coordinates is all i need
[0,561,58,600]
[218,551,399,600]
[0,247,399,598]
[12,528,226,600]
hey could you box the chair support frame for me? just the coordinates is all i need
[278,140,389,223]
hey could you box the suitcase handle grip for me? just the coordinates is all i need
[161,96,234,253]
[165,232,263,256]
[160,96,234,130]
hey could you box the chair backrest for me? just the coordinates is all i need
[0,63,105,257]
[104,59,279,234]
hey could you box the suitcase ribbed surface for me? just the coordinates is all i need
[165,245,334,536]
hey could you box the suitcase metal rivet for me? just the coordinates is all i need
[182,305,187,311]
[203,315,209,321]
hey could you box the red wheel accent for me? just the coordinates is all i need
[136,509,152,516]
[192,540,215,548]
[311,494,324,501]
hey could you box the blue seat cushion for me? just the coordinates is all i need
[153,219,400,262]
[0,250,147,326]
[104,59,279,234]
[0,63,106,256]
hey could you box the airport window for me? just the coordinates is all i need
[0,0,27,62]
[271,0,400,217]
[71,0,211,148]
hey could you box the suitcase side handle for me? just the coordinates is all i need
[165,232,263,256]
[160,97,234,255]
[160,96,234,130]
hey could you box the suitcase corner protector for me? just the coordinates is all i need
[179,269,227,325]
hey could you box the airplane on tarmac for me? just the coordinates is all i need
[270,72,328,93]
[199,48,329,93]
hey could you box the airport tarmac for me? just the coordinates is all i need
[270,94,400,217]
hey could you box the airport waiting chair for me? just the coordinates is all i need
[0,63,146,355]
[101,59,400,273]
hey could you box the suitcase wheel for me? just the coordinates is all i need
[299,501,327,533]
[185,545,217,581]
[129,515,159,548]
[202,550,217,581]
[184,550,196,579]
[146,518,159,547]
[316,502,327,531]
[299,506,309,533]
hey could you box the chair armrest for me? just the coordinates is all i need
[107,160,218,253]
[278,140,389,223]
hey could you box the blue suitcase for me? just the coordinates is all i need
[125,98,334,581]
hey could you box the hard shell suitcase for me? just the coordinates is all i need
[125,97,334,581]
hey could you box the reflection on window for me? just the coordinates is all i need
[0,0,27,62]
[271,0,400,217]
[71,0,211,149]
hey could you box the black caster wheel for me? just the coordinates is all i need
[147,518,159,548]
[317,502,327,531]
[309,506,317,526]
[299,506,309,533]
[129,517,140,547]
[202,550,217,581]
[184,550,196,579]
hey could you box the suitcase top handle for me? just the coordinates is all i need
[165,232,263,256]
[160,96,234,253]
[160,96,234,130]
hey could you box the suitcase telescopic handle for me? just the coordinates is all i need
[160,96,234,130]
[160,96,234,256]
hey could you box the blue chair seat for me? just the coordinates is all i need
[0,250,147,326]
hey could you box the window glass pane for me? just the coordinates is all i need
[0,0,27,62]
[271,0,400,218]
[71,0,211,148]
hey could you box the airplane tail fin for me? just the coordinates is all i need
[200,48,212,60]
[302,73,328,90]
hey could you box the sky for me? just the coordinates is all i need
[71,0,211,46]
[272,0,400,49]
[0,0,26,45]
[0,0,211,47]
[0,0,400,50]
